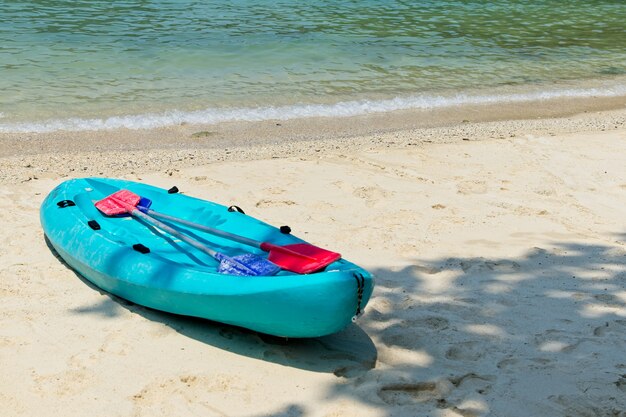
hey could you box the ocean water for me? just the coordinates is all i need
[1,0,625,132]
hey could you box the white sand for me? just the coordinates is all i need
[1,108,625,416]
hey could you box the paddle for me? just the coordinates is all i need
[105,189,341,274]
[140,201,342,274]
[95,190,280,277]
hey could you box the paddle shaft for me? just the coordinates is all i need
[141,207,317,261]
[130,208,220,259]
[96,191,280,276]
[142,208,261,248]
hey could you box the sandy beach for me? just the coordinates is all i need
[1,101,625,416]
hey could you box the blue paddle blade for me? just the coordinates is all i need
[215,252,280,276]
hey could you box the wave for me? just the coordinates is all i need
[1,84,625,133]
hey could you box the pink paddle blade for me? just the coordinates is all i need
[95,190,141,216]
[262,243,341,274]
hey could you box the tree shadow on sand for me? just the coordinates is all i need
[47,236,626,416]
[241,239,625,416]
[310,238,626,417]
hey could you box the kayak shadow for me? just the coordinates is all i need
[45,237,377,376]
[135,306,377,377]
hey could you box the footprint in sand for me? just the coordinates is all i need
[459,258,521,274]
[496,357,518,370]
[131,374,242,416]
[593,319,626,337]
[255,199,296,208]
[449,373,494,394]
[332,357,375,378]
[422,316,450,330]
[533,329,583,353]
[411,264,443,275]
[484,260,521,272]
[189,177,228,188]
[534,187,556,196]
[445,341,484,362]
[33,366,95,397]
[352,186,392,207]
[456,180,488,195]
[378,374,493,407]
[397,316,450,331]
[262,187,286,195]
[593,293,623,308]
[548,394,624,417]
[378,380,452,405]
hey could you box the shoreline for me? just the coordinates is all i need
[2,76,626,134]
[1,94,624,184]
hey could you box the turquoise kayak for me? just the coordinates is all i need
[40,177,373,337]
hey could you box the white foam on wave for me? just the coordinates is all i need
[1,85,625,133]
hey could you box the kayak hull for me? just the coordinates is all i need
[41,178,373,338]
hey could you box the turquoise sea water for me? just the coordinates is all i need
[1,0,625,132]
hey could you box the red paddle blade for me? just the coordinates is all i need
[262,243,341,274]
[95,190,141,216]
